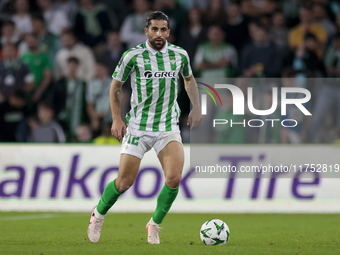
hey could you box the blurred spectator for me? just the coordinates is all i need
[195,25,238,78]
[75,123,93,143]
[329,0,340,18]
[214,92,245,144]
[154,0,186,37]
[37,0,70,36]
[12,0,32,38]
[74,0,117,50]
[282,0,302,28]
[0,20,20,56]
[86,62,112,134]
[0,43,34,102]
[55,29,95,82]
[336,12,340,32]
[53,0,79,26]
[98,31,126,75]
[258,90,282,144]
[280,67,311,143]
[95,0,129,26]
[54,57,87,141]
[0,89,29,142]
[176,0,232,10]
[308,78,340,142]
[224,2,251,53]
[288,6,327,58]
[120,0,150,49]
[315,0,337,23]
[248,20,260,40]
[178,7,208,69]
[202,0,227,27]
[324,32,340,77]
[285,33,326,77]
[28,101,66,143]
[21,32,52,110]
[0,0,11,16]
[93,123,120,144]
[269,11,289,52]
[258,14,272,32]
[241,25,282,77]
[308,33,340,141]
[313,3,337,39]
[18,14,62,66]
[240,0,277,17]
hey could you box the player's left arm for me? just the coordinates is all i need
[182,74,202,130]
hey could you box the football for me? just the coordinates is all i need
[200,219,230,245]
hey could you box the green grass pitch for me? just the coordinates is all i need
[0,212,339,255]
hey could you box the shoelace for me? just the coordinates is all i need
[150,225,163,235]
[154,225,163,231]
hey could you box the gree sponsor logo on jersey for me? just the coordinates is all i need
[143,71,177,79]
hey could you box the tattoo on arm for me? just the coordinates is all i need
[114,89,121,108]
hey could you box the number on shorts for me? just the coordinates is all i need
[126,135,139,146]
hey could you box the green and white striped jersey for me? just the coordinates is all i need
[112,40,192,132]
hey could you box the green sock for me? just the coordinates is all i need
[152,184,179,224]
[97,179,121,215]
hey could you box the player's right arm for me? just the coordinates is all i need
[110,78,126,142]
[110,50,135,142]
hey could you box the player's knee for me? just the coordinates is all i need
[116,183,132,193]
[165,175,182,189]
[116,178,134,193]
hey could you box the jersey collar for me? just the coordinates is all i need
[146,40,168,55]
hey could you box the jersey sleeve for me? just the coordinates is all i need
[180,50,193,78]
[112,51,135,82]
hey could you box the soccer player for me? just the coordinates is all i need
[87,11,202,244]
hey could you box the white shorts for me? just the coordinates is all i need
[120,127,182,159]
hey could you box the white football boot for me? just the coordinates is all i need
[87,206,104,243]
[146,221,162,244]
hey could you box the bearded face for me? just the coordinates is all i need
[145,19,170,51]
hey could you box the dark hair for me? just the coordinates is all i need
[229,1,240,8]
[185,6,202,26]
[1,20,15,27]
[145,11,170,29]
[301,4,313,12]
[106,30,119,39]
[304,32,317,41]
[38,101,54,111]
[96,61,109,69]
[256,23,268,33]
[9,88,26,100]
[61,29,76,37]
[281,67,297,78]
[67,56,80,64]
[2,42,17,50]
[31,13,45,23]
[27,32,39,39]
[334,32,340,40]
[209,24,225,33]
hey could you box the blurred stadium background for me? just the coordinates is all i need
[1,0,340,144]
[0,0,340,221]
